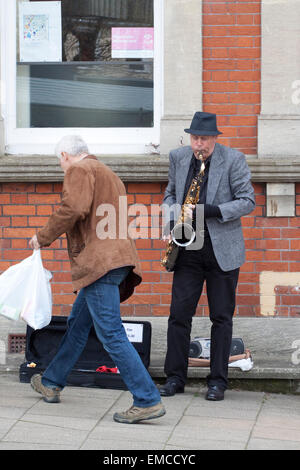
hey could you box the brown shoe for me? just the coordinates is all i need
[113,402,166,424]
[30,374,61,403]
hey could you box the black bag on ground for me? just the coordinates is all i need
[19,315,152,390]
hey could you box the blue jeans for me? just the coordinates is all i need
[42,267,161,408]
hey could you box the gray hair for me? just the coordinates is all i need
[55,135,89,159]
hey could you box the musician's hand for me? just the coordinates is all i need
[183,204,195,219]
[29,234,41,250]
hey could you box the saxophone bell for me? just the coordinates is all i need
[171,222,196,247]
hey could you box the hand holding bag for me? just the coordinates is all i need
[0,249,52,330]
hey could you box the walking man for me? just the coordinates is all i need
[29,135,165,424]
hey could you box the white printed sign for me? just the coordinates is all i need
[123,323,143,343]
[111,27,154,59]
[19,1,62,62]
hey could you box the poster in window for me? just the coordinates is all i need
[111,27,154,59]
[19,1,62,62]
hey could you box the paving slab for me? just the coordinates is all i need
[166,441,246,450]
[247,438,300,450]
[2,421,89,447]
[0,442,78,450]
[251,424,300,443]
[20,413,99,431]
[80,439,165,450]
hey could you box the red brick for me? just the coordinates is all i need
[2,183,35,192]
[127,183,161,194]
[142,272,161,283]
[152,283,172,294]
[256,239,289,250]
[282,229,300,239]
[135,239,152,249]
[53,183,63,192]
[280,295,300,306]
[152,306,170,316]
[35,183,53,193]
[236,14,255,25]
[228,116,257,126]
[282,251,300,261]
[11,239,28,249]
[3,205,36,215]
[228,4,260,14]
[202,26,228,37]
[135,304,151,316]
[53,294,76,305]
[10,194,28,204]
[256,262,289,272]
[51,283,76,294]
[203,14,236,25]
[2,250,32,260]
[229,71,260,81]
[28,216,48,227]
[243,228,263,239]
[237,305,258,316]
[227,26,261,36]
[203,59,236,70]
[256,218,289,228]
[0,217,10,226]
[246,250,264,261]
[290,263,300,272]
[291,240,300,250]
[204,104,238,115]
[135,283,152,294]
[28,194,61,204]
[0,194,11,204]
[3,228,35,238]
[120,305,134,316]
[43,261,62,271]
[203,93,230,104]
[52,272,72,282]
[54,250,69,260]
[11,217,27,227]
[37,206,54,216]
[264,251,281,261]
[203,37,237,48]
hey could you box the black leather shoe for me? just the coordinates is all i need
[205,385,225,401]
[159,381,184,397]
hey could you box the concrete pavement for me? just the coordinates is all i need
[0,373,299,450]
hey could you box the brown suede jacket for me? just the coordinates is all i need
[37,155,142,302]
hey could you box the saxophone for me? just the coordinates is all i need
[161,152,206,272]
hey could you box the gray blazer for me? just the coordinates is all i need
[163,142,255,271]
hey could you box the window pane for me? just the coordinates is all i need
[16,0,154,128]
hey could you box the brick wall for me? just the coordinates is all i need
[202,0,261,155]
[0,181,299,318]
[0,1,299,321]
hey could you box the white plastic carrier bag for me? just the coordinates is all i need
[0,249,52,330]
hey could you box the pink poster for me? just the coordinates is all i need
[111,27,154,58]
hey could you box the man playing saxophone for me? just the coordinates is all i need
[159,112,255,401]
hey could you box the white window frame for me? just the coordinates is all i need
[0,0,164,155]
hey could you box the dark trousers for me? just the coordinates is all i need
[164,236,239,391]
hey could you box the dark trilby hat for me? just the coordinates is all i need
[184,112,222,136]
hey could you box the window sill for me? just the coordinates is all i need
[0,154,300,183]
